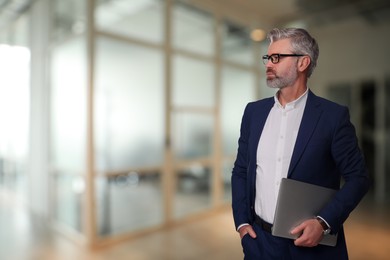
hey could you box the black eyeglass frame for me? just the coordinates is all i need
[262,53,305,64]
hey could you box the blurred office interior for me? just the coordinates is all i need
[0,0,390,259]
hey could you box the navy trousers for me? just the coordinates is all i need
[241,222,348,260]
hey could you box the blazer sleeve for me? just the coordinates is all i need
[319,107,370,233]
[231,103,251,230]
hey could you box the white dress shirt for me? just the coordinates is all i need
[255,89,308,224]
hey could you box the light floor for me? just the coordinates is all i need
[1,191,389,260]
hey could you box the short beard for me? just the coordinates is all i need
[266,66,298,89]
[267,78,289,89]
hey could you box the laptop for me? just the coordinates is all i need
[271,178,338,246]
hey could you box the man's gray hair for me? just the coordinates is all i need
[267,28,319,77]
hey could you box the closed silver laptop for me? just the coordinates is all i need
[272,178,338,246]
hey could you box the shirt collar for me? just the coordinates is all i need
[274,88,309,110]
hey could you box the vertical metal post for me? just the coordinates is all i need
[254,38,263,100]
[163,0,174,224]
[375,77,386,203]
[213,14,223,206]
[29,0,50,220]
[85,0,97,247]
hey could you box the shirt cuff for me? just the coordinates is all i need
[316,215,331,229]
[237,223,250,232]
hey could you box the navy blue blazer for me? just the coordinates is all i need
[232,90,369,252]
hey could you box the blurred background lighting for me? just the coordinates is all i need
[250,28,266,42]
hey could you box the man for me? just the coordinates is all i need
[231,28,370,259]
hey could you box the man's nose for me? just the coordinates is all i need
[265,60,273,68]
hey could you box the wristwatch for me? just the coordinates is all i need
[316,217,331,235]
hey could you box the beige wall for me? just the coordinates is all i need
[310,18,390,90]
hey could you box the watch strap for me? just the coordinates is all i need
[316,217,331,235]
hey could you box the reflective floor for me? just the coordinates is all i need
[1,190,389,260]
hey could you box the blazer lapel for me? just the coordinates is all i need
[249,98,274,183]
[249,98,274,156]
[288,90,323,177]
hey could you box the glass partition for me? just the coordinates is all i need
[220,66,255,202]
[173,1,214,56]
[221,66,255,156]
[96,171,163,236]
[174,165,212,218]
[51,37,87,172]
[96,0,164,44]
[45,0,261,243]
[222,160,234,201]
[52,0,87,42]
[0,15,30,198]
[94,36,165,234]
[172,55,215,108]
[171,1,216,219]
[95,36,165,171]
[172,112,213,160]
[222,20,253,65]
[50,35,87,231]
[52,173,84,231]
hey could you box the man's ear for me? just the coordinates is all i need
[298,56,310,73]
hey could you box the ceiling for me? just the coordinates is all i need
[0,0,32,30]
[188,0,390,28]
[1,0,390,32]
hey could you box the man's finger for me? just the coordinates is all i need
[247,226,257,238]
[290,222,305,236]
[239,225,257,239]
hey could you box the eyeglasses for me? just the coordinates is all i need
[262,53,304,65]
